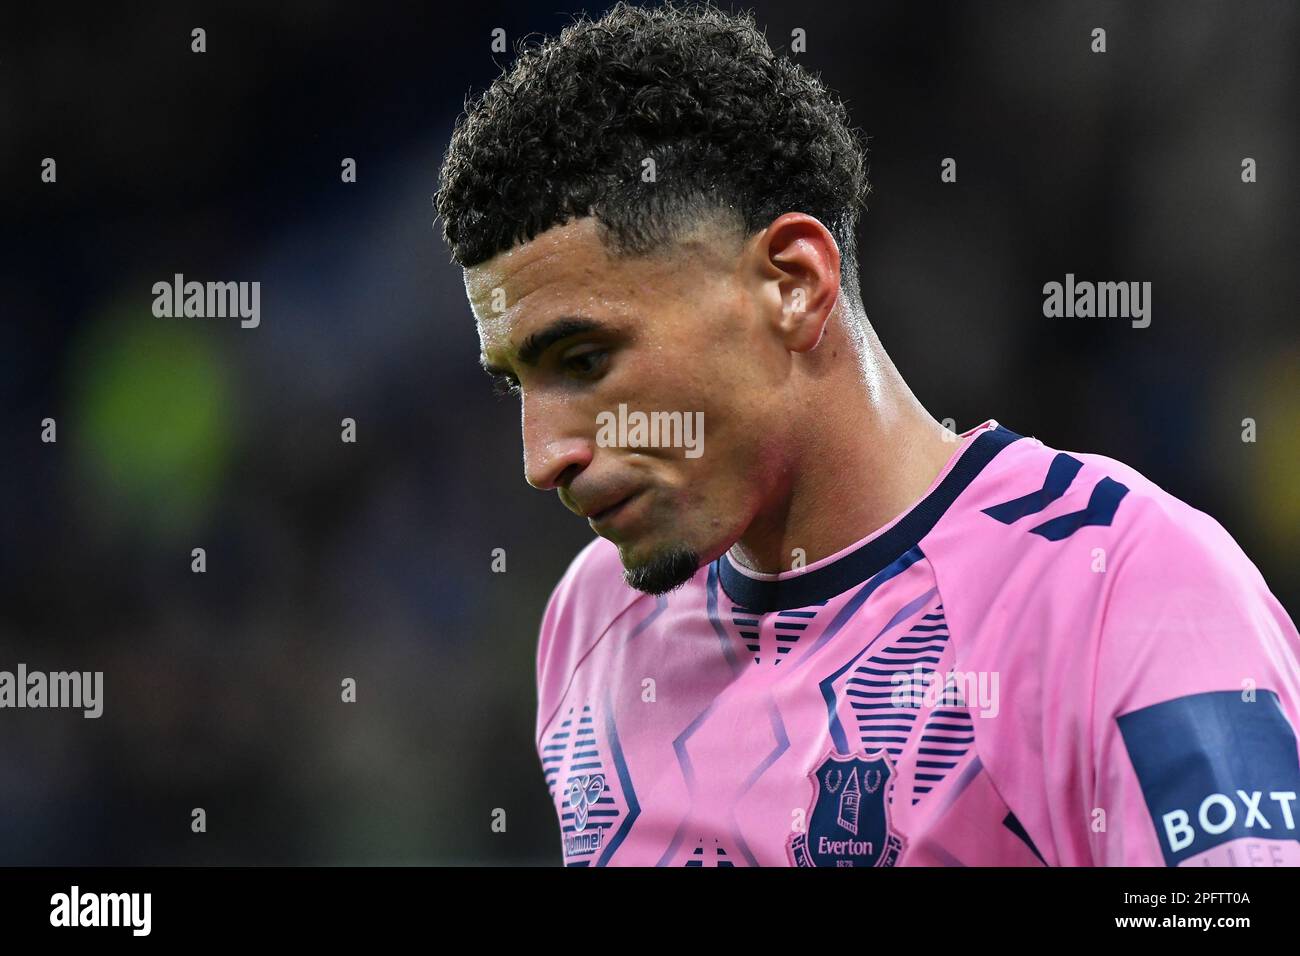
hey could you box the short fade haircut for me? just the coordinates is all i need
[435,1,870,296]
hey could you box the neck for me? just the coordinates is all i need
[727,328,957,575]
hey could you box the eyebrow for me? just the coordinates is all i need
[479,316,607,377]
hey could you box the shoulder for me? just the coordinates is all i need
[948,430,1261,587]
[926,430,1288,661]
[535,535,646,739]
[1052,451,1297,726]
[541,534,644,634]
[1067,449,1270,615]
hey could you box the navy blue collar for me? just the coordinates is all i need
[715,424,1022,612]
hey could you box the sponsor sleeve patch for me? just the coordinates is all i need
[1116,689,1300,866]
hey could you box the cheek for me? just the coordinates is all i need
[678,447,752,514]
[660,342,745,412]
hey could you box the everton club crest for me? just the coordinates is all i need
[788,748,906,867]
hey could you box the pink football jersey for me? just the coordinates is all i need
[535,420,1300,866]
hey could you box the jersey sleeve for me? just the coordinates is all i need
[1088,500,1300,866]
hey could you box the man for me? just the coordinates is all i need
[436,2,1300,866]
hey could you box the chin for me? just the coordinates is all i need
[619,542,702,596]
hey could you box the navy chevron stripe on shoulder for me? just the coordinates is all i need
[982,452,1131,541]
[1028,476,1129,541]
[982,452,1083,523]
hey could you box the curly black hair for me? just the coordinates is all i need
[435,1,870,293]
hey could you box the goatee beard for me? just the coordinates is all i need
[622,544,701,596]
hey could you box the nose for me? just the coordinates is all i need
[522,395,594,491]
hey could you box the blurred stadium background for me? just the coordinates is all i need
[1,1,1296,863]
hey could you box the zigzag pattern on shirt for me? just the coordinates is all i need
[982,452,1129,540]
[541,703,623,866]
[730,602,827,666]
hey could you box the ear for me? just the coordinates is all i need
[752,212,842,353]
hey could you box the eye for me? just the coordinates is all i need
[562,347,609,378]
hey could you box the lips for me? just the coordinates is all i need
[585,491,639,525]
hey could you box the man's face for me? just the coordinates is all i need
[467,216,792,594]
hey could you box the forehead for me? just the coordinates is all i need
[465,217,731,353]
[467,221,634,343]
